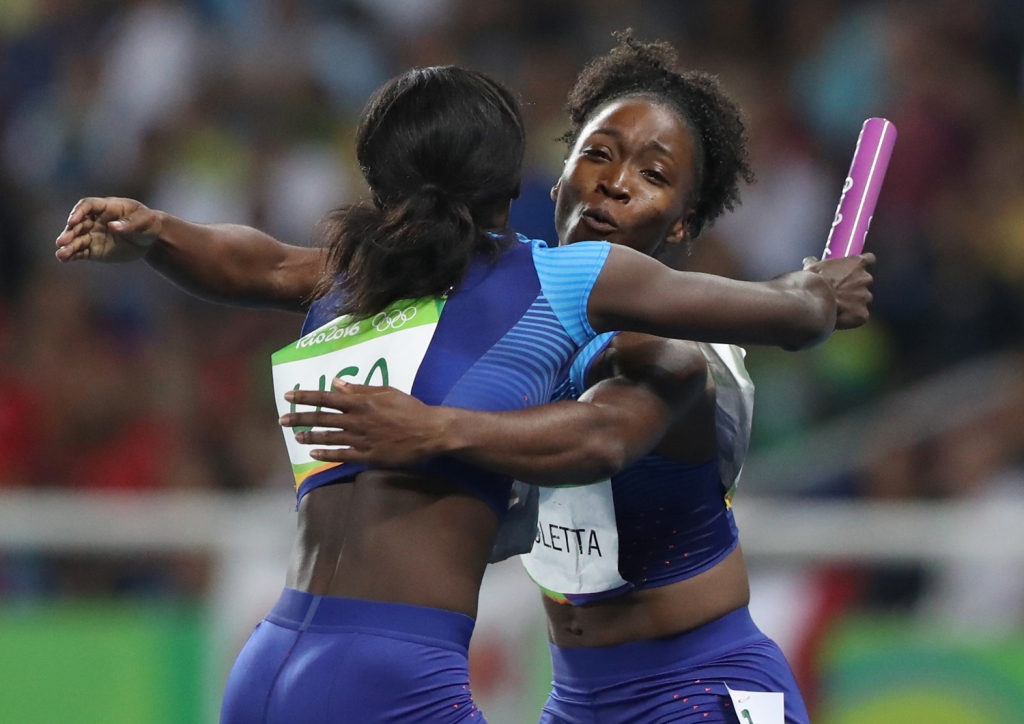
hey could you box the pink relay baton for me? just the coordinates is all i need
[822,118,898,259]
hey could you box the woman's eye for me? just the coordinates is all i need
[643,170,668,184]
[583,147,610,160]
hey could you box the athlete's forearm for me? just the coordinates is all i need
[589,245,836,351]
[438,380,672,486]
[437,403,631,486]
[145,213,323,311]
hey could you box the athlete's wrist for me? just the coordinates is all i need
[769,271,836,350]
[434,406,471,457]
[144,209,175,260]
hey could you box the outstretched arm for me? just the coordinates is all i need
[279,336,711,486]
[56,197,322,312]
[587,244,874,350]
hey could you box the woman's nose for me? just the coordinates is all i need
[597,168,630,202]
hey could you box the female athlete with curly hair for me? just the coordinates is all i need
[57,38,868,723]
[288,34,840,723]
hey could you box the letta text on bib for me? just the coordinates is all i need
[520,481,630,604]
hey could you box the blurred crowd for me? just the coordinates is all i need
[2,7,1024,718]
[1,0,1023,507]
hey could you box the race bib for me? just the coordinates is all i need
[726,685,784,724]
[520,481,629,600]
[271,296,444,489]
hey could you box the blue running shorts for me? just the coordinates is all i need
[221,588,486,724]
[539,607,808,724]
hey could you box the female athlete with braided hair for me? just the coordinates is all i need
[283,35,847,723]
[57,48,868,723]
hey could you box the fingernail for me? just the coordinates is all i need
[333,378,348,387]
[109,220,123,229]
[310,450,323,460]
[295,432,306,442]
[284,391,295,402]
[279,415,289,425]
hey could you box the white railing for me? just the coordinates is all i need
[741,351,1024,494]
[4,490,1023,561]
[2,490,1022,722]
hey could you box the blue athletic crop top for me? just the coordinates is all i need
[558,332,739,601]
[294,233,611,518]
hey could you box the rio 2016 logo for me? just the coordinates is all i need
[371,307,417,332]
[296,321,362,349]
[295,306,418,350]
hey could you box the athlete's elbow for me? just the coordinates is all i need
[586,431,629,481]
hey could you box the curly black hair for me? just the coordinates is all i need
[562,31,754,240]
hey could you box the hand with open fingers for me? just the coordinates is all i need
[279,378,454,467]
[803,253,875,329]
[55,197,162,263]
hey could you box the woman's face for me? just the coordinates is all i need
[554,97,697,256]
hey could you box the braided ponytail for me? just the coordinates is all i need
[318,67,525,319]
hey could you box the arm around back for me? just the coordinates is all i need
[586,244,841,350]
[280,335,712,486]
[280,382,666,486]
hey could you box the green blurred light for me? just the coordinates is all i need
[0,602,204,724]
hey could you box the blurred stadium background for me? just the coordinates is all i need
[2,0,1024,722]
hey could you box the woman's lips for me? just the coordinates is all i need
[579,209,617,235]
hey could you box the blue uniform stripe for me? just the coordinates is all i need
[550,373,573,403]
[531,240,610,345]
[569,331,617,395]
[444,296,576,410]
[294,234,602,519]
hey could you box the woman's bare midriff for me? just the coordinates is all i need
[285,470,500,619]
[543,544,751,649]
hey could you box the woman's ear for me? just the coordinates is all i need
[550,180,561,202]
[665,209,695,245]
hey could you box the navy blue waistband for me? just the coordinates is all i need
[265,588,475,654]
[550,607,765,684]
